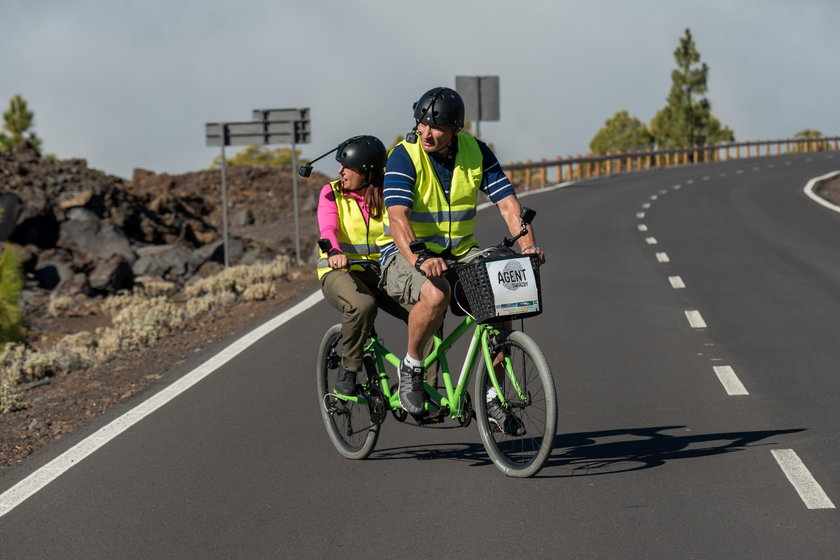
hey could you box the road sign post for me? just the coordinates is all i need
[205,108,310,266]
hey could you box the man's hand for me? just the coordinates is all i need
[416,256,448,277]
[522,245,545,265]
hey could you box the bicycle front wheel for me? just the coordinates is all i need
[316,324,379,459]
[474,330,557,477]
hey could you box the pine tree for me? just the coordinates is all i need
[0,94,42,151]
[590,110,653,154]
[650,29,733,149]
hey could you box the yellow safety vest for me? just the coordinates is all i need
[379,133,483,256]
[317,180,384,280]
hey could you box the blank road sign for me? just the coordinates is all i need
[456,76,500,122]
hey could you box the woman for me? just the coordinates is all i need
[317,135,408,395]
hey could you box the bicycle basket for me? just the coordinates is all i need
[455,250,542,323]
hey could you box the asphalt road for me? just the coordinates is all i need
[1,152,839,559]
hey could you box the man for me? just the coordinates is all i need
[378,86,545,433]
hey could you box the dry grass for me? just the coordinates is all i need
[1,255,293,413]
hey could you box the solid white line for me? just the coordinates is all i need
[772,449,836,509]
[638,224,648,232]
[656,252,670,263]
[803,171,840,214]
[668,276,685,289]
[0,290,326,519]
[713,365,748,395]
[685,310,707,328]
[645,237,658,245]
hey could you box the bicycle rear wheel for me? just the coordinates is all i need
[474,330,557,477]
[317,324,379,459]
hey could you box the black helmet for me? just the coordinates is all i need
[335,135,386,171]
[413,87,465,128]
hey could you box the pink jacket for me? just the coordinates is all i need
[317,183,371,250]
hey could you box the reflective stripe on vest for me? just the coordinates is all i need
[317,180,384,280]
[378,133,483,256]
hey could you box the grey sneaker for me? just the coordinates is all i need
[486,397,525,436]
[398,362,425,415]
[334,369,357,396]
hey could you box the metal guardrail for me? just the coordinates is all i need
[503,137,840,190]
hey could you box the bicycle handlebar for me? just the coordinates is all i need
[411,206,538,276]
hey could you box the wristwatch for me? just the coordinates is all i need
[523,245,543,252]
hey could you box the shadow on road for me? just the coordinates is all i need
[367,425,804,477]
[544,425,805,477]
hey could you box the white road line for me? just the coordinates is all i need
[636,212,645,219]
[772,449,836,509]
[656,252,670,263]
[645,237,658,245]
[659,189,668,195]
[686,179,694,184]
[719,173,727,177]
[712,365,748,395]
[668,276,685,289]
[753,166,761,171]
[650,194,658,201]
[685,310,707,328]
[736,169,744,174]
[642,202,651,209]
[672,184,682,190]
[702,176,710,181]
[638,224,648,232]
[803,171,840,214]
[0,290,326,519]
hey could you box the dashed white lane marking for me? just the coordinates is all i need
[772,449,836,509]
[659,189,668,195]
[702,176,710,181]
[650,195,659,201]
[753,166,761,171]
[636,212,645,219]
[638,224,648,232]
[713,365,748,395]
[645,237,658,245]
[719,173,727,177]
[656,252,670,263]
[785,161,792,166]
[0,290,326,519]
[685,310,707,328]
[672,184,682,190]
[736,169,744,174]
[668,276,685,289]
[642,202,651,209]
[827,155,835,160]
[686,179,695,184]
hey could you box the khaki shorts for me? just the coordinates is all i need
[381,247,481,306]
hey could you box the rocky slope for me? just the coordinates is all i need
[0,142,329,318]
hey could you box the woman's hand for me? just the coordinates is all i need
[329,253,348,269]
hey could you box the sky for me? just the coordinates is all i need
[2,0,839,179]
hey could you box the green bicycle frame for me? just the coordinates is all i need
[354,316,529,419]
